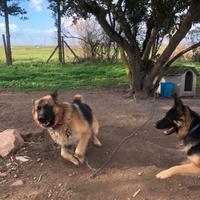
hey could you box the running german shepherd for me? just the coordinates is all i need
[156,94,200,179]
[32,92,102,166]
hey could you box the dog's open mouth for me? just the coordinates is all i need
[42,121,51,127]
[163,127,175,135]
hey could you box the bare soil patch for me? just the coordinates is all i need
[1,87,200,200]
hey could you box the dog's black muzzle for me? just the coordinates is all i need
[38,107,55,127]
[156,117,177,135]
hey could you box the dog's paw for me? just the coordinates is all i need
[93,140,102,147]
[93,136,102,147]
[156,170,173,179]
[71,156,80,166]
[74,154,85,164]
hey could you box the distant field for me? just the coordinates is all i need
[0,46,200,91]
[0,45,83,63]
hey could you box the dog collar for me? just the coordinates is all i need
[189,123,200,136]
[52,122,63,129]
[52,109,65,129]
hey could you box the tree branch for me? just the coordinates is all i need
[62,32,87,43]
[142,27,159,62]
[166,41,200,66]
[101,0,140,52]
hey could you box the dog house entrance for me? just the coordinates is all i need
[184,71,193,91]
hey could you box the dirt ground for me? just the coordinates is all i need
[1,87,200,200]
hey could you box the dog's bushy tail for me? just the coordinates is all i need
[73,94,83,104]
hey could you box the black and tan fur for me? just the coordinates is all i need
[32,92,102,166]
[156,94,200,179]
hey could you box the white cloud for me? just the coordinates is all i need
[0,23,18,33]
[29,0,43,12]
[24,28,56,36]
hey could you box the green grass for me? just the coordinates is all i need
[0,61,127,91]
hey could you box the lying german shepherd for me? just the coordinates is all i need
[156,94,200,179]
[32,92,102,166]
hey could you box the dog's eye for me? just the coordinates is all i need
[43,104,49,108]
[37,106,41,111]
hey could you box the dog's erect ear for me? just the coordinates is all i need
[50,91,58,100]
[32,99,35,105]
[173,93,184,114]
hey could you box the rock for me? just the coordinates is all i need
[11,180,24,186]
[16,156,30,162]
[0,129,24,157]
[37,158,41,162]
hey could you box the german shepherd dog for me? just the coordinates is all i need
[156,94,200,179]
[32,92,102,166]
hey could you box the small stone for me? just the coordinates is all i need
[37,158,41,162]
[33,177,37,180]
[68,173,73,177]
[178,183,182,187]
[0,172,7,177]
[58,183,62,187]
[48,190,52,198]
[13,174,18,178]
[6,163,12,167]
[40,163,43,167]
[11,180,24,186]
[16,156,30,162]
[138,172,143,176]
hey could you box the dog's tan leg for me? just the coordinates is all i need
[74,132,90,164]
[156,163,200,179]
[61,147,79,166]
[92,114,102,147]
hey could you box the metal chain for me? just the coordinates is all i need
[88,97,157,179]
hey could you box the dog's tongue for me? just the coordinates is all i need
[163,128,174,135]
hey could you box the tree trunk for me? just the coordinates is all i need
[4,0,12,65]
[57,1,63,65]
[119,47,132,90]
[128,53,143,94]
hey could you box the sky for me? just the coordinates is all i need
[0,1,197,46]
[0,0,73,46]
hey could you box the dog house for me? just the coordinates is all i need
[158,67,198,97]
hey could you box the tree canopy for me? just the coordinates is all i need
[0,0,27,19]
